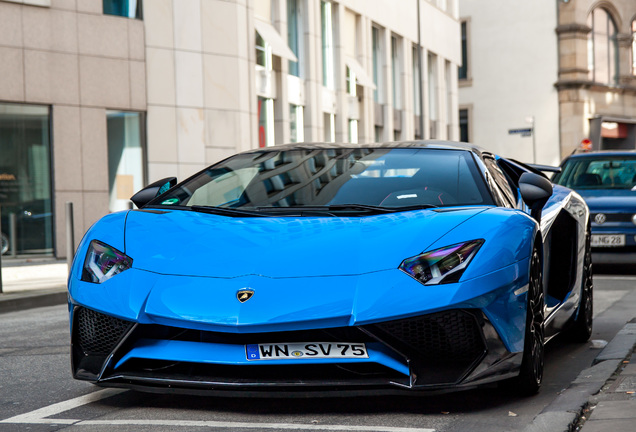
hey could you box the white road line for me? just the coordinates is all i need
[0,388,125,424]
[0,389,435,432]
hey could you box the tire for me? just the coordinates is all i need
[569,228,593,342]
[1,232,8,255]
[516,246,545,396]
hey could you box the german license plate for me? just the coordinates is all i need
[246,342,368,361]
[591,234,625,247]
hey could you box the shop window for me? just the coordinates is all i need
[103,0,142,19]
[107,111,145,213]
[0,103,53,256]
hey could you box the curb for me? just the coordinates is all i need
[0,288,68,314]
[522,320,636,432]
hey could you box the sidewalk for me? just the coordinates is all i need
[576,320,636,432]
[0,258,68,313]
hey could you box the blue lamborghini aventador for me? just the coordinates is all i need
[68,141,592,396]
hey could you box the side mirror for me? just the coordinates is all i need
[519,172,553,220]
[130,177,177,208]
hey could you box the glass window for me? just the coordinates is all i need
[152,148,494,211]
[256,33,272,70]
[290,104,304,143]
[372,26,384,103]
[258,97,275,148]
[107,111,145,213]
[324,113,335,142]
[321,1,335,89]
[103,0,142,19]
[428,52,438,138]
[412,45,421,116]
[0,103,53,256]
[459,108,469,142]
[391,35,402,109]
[459,21,468,80]
[587,8,619,85]
[287,0,302,78]
[632,20,636,76]
[554,156,636,190]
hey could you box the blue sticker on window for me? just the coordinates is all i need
[161,198,179,205]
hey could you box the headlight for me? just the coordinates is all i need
[81,240,133,284]
[399,240,484,285]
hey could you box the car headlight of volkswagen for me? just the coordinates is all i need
[399,240,484,285]
[81,240,133,284]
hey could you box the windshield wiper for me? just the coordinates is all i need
[190,205,270,217]
[254,204,437,215]
[327,204,437,213]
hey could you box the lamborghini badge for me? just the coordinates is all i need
[237,289,254,303]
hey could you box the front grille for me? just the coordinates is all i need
[367,310,486,385]
[76,307,134,354]
[591,213,634,224]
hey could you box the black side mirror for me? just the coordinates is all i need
[519,172,553,220]
[130,177,177,208]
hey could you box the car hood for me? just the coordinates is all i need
[124,207,488,278]
[575,189,636,212]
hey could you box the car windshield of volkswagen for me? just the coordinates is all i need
[553,152,636,263]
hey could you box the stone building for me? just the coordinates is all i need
[458,0,636,164]
[0,0,460,259]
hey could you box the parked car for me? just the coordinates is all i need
[0,200,53,255]
[67,141,592,396]
[552,151,636,264]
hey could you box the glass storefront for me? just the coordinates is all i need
[107,111,145,213]
[0,103,53,256]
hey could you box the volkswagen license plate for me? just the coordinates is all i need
[591,234,625,247]
[246,342,368,360]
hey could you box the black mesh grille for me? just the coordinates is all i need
[76,308,133,354]
[368,310,486,384]
[375,310,484,363]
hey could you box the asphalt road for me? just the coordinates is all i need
[1,268,635,432]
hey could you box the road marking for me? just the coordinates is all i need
[0,389,435,432]
[0,388,125,425]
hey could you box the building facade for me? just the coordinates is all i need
[0,0,460,259]
[458,0,636,164]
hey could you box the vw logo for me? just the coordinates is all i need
[594,213,607,225]
[236,289,254,303]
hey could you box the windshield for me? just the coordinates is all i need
[148,148,493,211]
[554,156,636,190]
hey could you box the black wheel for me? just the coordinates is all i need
[1,232,8,255]
[516,246,545,396]
[569,228,593,342]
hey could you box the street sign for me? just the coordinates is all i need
[508,128,533,137]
